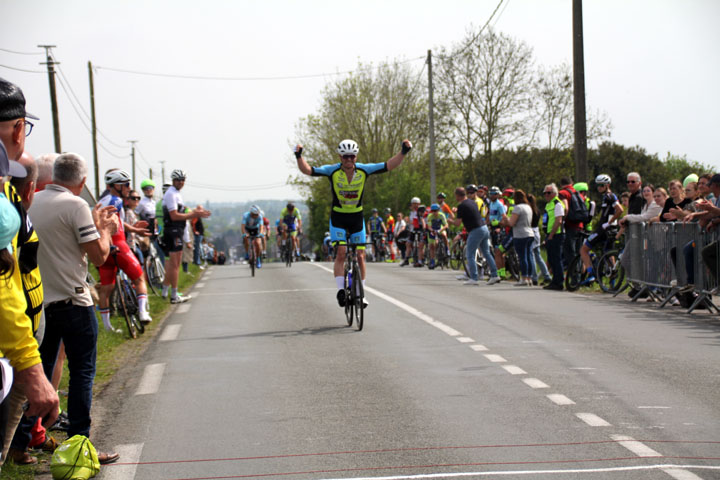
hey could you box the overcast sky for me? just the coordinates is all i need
[2,0,718,204]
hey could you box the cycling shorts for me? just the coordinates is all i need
[386,232,394,243]
[585,229,609,249]
[501,231,513,251]
[99,241,144,286]
[428,229,446,244]
[491,228,504,247]
[163,225,185,253]
[329,211,366,249]
[243,228,264,238]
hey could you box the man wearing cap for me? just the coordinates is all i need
[0,79,59,468]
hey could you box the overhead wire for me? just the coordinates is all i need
[93,56,425,82]
[445,0,505,59]
[0,63,45,74]
[0,47,43,56]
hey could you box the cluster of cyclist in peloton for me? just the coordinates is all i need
[294,137,638,307]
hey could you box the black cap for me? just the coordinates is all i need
[711,174,720,185]
[436,192,446,198]
[466,184,478,193]
[0,141,27,178]
[0,78,39,122]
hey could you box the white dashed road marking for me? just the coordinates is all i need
[195,282,205,288]
[502,365,527,375]
[611,434,663,457]
[576,413,611,427]
[470,344,488,352]
[523,378,550,389]
[456,337,475,343]
[159,324,181,342]
[135,363,166,395]
[662,468,706,480]
[483,354,507,363]
[547,394,576,405]
[100,443,144,480]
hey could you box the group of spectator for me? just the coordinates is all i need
[0,76,213,470]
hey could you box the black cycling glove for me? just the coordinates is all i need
[294,146,303,159]
[401,141,412,155]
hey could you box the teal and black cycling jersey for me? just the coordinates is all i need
[311,162,388,214]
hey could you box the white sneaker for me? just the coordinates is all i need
[171,294,191,304]
[362,297,369,309]
[487,276,501,285]
[463,279,479,286]
[139,310,153,323]
[456,275,469,281]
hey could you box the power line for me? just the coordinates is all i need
[492,0,510,27]
[93,56,425,82]
[53,57,128,149]
[0,63,45,74]
[450,0,505,58]
[0,47,43,56]
[134,145,155,171]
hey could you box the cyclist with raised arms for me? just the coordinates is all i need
[242,206,265,269]
[280,202,302,258]
[295,138,412,308]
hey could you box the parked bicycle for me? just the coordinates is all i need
[108,249,145,339]
[143,241,165,296]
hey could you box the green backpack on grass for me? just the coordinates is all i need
[50,435,100,480]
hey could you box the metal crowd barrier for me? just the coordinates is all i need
[623,222,719,313]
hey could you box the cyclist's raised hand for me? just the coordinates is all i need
[401,139,412,155]
[294,144,303,159]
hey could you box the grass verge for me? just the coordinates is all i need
[0,264,202,479]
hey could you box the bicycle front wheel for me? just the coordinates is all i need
[598,250,625,293]
[123,279,144,334]
[353,263,364,331]
[116,277,137,339]
[344,267,353,327]
[449,241,463,270]
[250,249,256,277]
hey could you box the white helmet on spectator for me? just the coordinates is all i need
[171,169,187,181]
[595,174,612,185]
[337,139,359,156]
[105,169,131,185]
[410,196,421,204]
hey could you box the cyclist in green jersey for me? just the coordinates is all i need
[295,139,412,308]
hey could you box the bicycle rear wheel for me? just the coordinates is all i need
[506,250,520,280]
[353,262,364,331]
[565,255,586,292]
[597,250,625,293]
[449,241,463,270]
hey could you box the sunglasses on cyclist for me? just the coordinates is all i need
[129,196,141,200]
[342,154,356,160]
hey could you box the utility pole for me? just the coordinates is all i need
[160,160,166,186]
[572,0,588,182]
[128,140,138,189]
[149,167,153,180]
[38,45,61,153]
[88,61,100,198]
[427,50,437,201]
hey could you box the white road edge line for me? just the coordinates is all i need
[547,394,575,405]
[611,434,663,458]
[576,412,611,427]
[135,363,166,395]
[159,324,182,342]
[100,443,144,480]
[175,303,191,314]
[311,263,463,337]
[316,465,720,480]
[523,378,550,389]
[502,365,527,375]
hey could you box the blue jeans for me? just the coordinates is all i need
[532,244,551,281]
[466,225,498,280]
[39,303,97,438]
[513,236,534,278]
[193,234,203,264]
[546,234,565,287]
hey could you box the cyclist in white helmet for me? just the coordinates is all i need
[161,169,211,303]
[295,138,412,308]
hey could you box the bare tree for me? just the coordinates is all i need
[532,63,613,149]
[435,28,535,180]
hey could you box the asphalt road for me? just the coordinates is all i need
[96,261,720,480]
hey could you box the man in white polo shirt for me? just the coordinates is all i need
[29,153,120,465]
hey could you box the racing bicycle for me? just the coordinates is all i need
[342,241,365,331]
[109,249,145,339]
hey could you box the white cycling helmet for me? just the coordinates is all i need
[105,169,131,185]
[171,169,187,181]
[337,139,359,156]
[250,206,260,215]
[595,174,612,185]
[410,196,421,204]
